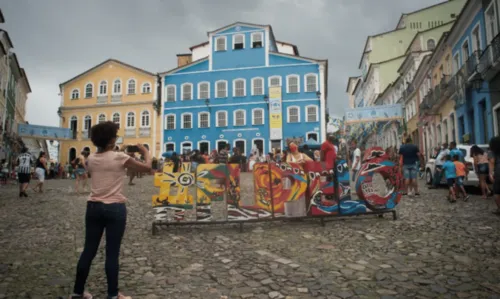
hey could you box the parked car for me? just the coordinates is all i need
[425,144,489,187]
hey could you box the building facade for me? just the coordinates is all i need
[58,59,161,164]
[161,22,328,156]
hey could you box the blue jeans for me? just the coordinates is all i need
[403,164,418,179]
[74,202,127,297]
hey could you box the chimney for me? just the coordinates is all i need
[176,54,192,67]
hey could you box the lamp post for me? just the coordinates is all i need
[263,94,269,108]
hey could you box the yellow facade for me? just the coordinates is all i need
[58,59,161,164]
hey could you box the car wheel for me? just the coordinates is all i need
[426,169,432,185]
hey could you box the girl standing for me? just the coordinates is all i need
[33,151,48,193]
[471,145,491,199]
[72,152,88,193]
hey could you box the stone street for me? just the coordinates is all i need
[1,175,500,299]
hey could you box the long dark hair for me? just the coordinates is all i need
[490,136,500,156]
[470,145,484,157]
[38,151,45,159]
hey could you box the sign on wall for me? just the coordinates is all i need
[17,123,73,140]
[269,86,283,140]
[345,104,403,124]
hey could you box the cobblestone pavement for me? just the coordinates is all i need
[1,175,500,299]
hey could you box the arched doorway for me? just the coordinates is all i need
[198,141,209,154]
[69,148,76,163]
[306,132,318,141]
[217,140,228,152]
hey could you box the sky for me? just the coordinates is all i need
[1,0,445,127]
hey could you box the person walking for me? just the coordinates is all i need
[488,136,500,215]
[471,145,491,199]
[69,121,151,299]
[439,155,457,203]
[16,147,33,197]
[398,137,424,196]
[453,155,469,201]
[351,141,361,182]
[429,143,449,189]
[33,151,48,193]
[320,135,337,170]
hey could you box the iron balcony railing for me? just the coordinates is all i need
[465,50,482,78]
[478,32,500,74]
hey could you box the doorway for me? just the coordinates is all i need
[271,140,281,151]
[253,139,264,156]
[234,140,246,155]
[165,143,174,152]
[199,141,209,154]
[69,148,76,163]
[217,140,227,152]
[306,133,318,141]
[70,117,78,139]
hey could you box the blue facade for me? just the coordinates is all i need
[452,6,494,145]
[161,23,326,155]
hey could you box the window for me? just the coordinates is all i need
[233,34,244,50]
[141,110,150,127]
[216,111,227,127]
[305,74,318,92]
[252,108,264,125]
[215,36,226,51]
[83,115,92,131]
[165,114,175,130]
[269,76,281,87]
[198,112,210,128]
[166,85,176,102]
[99,80,107,95]
[287,106,300,123]
[233,79,246,97]
[198,82,209,99]
[234,140,246,155]
[142,82,152,94]
[485,2,498,43]
[472,24,481,53]
[287,75,300,93]
[127,79,136,94]
[113,79,122,94]
[234,110,246,126]
[427,39,436,51]
[181,142,192,154]
[252,77,264,95]
[166,143,175,152]
[306,105,318,122]
[182,113,192,129]
[251,32,263,48]
[216,80,227,98]
[181,83,193,100]
[453,53,460,74]
[462,40,470,63]
[98,114,106,124]
[112,113,120,126]
[126,112,135,128]
[71,89,79,100]
[85,83,93,98]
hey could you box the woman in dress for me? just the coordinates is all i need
[69,121,151,299]
[33,151,48,193]
[471,145,491,199]
[72,151,88,193]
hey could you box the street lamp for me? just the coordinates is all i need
[205,98,210,107]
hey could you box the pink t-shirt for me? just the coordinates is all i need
[87,151,131,204]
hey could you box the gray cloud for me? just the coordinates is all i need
[0,0,444,126]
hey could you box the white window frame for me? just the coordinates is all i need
[197,81,210,100]
[71,88,80,100]
[216,139,229,152]
[142,82,152,94]
[233,78,246,97]
[98,113,106,124]
[215,80,228,98]
[83,115,92,131]
[485,1,498,43]
[165,113,176,130]
[251,32,263,48]
[198,111,210,128]
[233,34,245,50]
[305,105,319,122]
[140,110,151,128]
[304,73,319,92]
[166,84,176,102]
[181,141,193,153]
[471,22,482,53]
[112,112,120,126]
[165,142,175,152]
[112,78,122,95]
[181,112,193,129]
[460,38,470,66]
[181,83,193,101]
[233,139,247,155]
[286,74,300,93]
[252,138,265,157]
[452,53,460,74]
[426,38,436,51]
[287,106,300,123]
[306,131,319,141]
[215,36,227,51]
[233,109,246,126]
[127,78,136,95]
[84,83,93,98]
[252,108,265,125]
[251,77,264,96]
[197,141,210,153]
[126,112,136,128]
[68,115,78,129]
[268,76,282,87]
[99,80,108,96]
[216,110,228,127]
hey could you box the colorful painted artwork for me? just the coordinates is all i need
[355,147,403,210]
[196,164,229,221]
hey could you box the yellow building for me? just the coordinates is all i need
[58,59,161,164]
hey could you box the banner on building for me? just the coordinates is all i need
[17,123,73,140]
[344,104,403,124]
[269,86,283,140]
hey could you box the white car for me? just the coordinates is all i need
[425,144,489,187]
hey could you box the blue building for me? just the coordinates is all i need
[448,0,496,145]
[160,22,328,156]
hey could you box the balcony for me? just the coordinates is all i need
[478,32,500,81]
[124,128,136,137]
[111,95,122,103]
[466,50,482,80]
[440,75,452,98]
[139,127,151,137]
[97,96,108,104]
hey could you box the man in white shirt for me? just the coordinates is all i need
[351,141,361,182]
[430,143,449,189]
